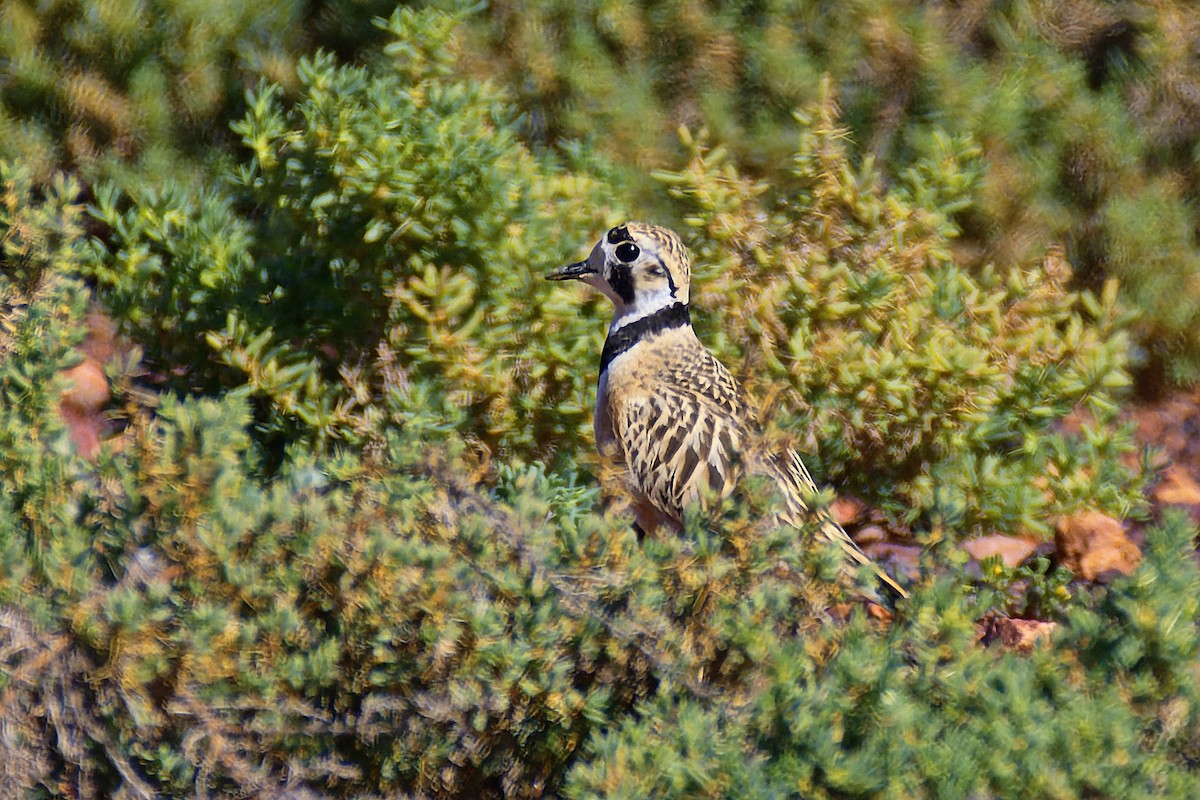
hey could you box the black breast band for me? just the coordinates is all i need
[599,302,691,375]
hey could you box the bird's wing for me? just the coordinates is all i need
[614,381,753,524]
[611,340,909,599]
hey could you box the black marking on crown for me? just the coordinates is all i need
[598,302,690,375]
[608,263,636,304]
[607,225,634,244]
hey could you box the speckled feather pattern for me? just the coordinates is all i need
[598,324,904,596]
[602,325,751,517]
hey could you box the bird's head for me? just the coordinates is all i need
[547,222,691,319]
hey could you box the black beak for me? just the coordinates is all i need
[545,260,596,281]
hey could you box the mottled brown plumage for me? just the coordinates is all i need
[548,222,907,599]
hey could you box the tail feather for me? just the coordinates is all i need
[818,516,909,600]
[772,450,909,601]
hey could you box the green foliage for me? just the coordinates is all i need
[2,4,1198,798]
[84,15,1147,537]
[654,95,1145,535]
[85,7,620,459]
[565,515,1200,799]
[3,322,1192,799]
[0,166,95,626]
[973,553,1077,622]
[0,0,305,187]
[452,0,1200,385]
[3,349,1195,797]
[7,0,1200,381]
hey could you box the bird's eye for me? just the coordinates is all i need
[615,242,640,262]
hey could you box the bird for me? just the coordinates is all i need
[547,221,908,600]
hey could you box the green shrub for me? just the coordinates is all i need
[0,165,96,626]
[564,514,1200,799]
[652,92,1145,535]
[0,207,852,792]
[0,0,427,192]
[3,331,1192,797]
[1,5,1196,799]
[1,327,1195,797]
[452,0,1200,384]
[0,0,318,188]
[85,7,621,461]
[84,11,1145,539]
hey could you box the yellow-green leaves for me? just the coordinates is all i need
[654,100,1144,535]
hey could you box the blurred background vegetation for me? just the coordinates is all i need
[2,1,1199,797]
